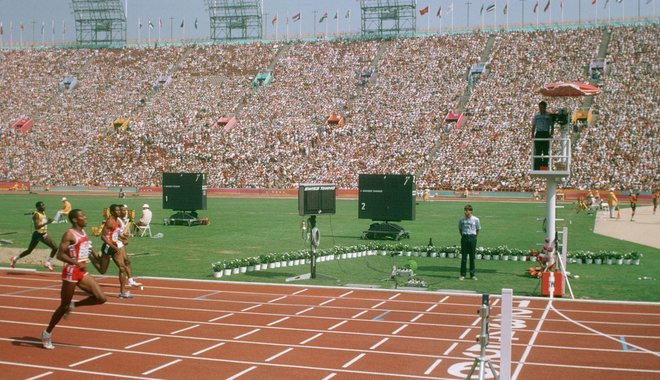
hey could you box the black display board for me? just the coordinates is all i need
[162,173,207,211]
[298,184,336,216]
[358,174,415,221]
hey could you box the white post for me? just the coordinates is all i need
[500,289,512,380]
[546,176,557,245]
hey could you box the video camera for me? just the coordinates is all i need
[549,108,570,125]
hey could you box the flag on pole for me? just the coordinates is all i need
[0,22,3,36]
[604,0,610,8]
[180,18,185,28]
[345,10,351,18]
[420,6,429,15]
[272,15,278,26]
[63,20,66,34]
[447,3,454,14]
[487,4,496,12]
[437,6,442,17]
[148,20,154,29]
[533,1,539,13]
[41,21,45,35]
[592,0,597,5]
[560,0,564,8]
[194,17,198,29]
[480,4,484,15]
[504,3,508,14]
[159,18,162,29]
[616,0,622,3]
[20,21,24,31]
[292,13,301,22]
[52,20,55,34]
[334,11,338,19]
[544,0,551,12]
[138,19,143,28]
[319,12,328,23]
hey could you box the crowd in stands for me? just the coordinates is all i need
[0,24,657,192]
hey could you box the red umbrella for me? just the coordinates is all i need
[539,82,601,97]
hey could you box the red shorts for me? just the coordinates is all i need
[62,263,88,282]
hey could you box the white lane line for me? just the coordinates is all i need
[142,359,182,375]
[471,318,481,326]
[459,328,472,340]
[192,342,225,356]
[125,337,160,349]
[208,313,233,322]
[319,298,335,306]
[410,313,424,322]
[296,307,314,315]
[25,372,54,380]
[388,293,401,300]
[69,352,113,367]
[512,300,553,380]
[267,316,290,326]
[233,328,261,340]
[292,288,308,295]
[351,310,368,319]
[342,353,365,368]
[443,342,459,356]
[322,373,337,380]
[268,296,287,303]
[391,324,408,335]
[438,295,450,303]
[226,365,257,380]
[300,332,323,345]
[371,301,386,309]
[339,290,354,298]
[265,347,294,362]
[328,320,348,331]
[424,358,442,375]
[426,304,438,312]
[241,304,261,312]
[170,324,200,335]
[369,337,389,350]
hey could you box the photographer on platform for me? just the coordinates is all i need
[531,101,555,170]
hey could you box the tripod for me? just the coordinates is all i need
[467,294,499,380]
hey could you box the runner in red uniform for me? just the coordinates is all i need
[42,209,106,350]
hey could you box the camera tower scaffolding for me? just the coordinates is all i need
[360,0,417,38]
[206,0,263,41]
[71,0,126,48]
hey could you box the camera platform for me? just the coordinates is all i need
[361,222,410,240]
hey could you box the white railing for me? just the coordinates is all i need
[529,137,571,175]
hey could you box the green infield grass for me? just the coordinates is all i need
[1,193,657,302]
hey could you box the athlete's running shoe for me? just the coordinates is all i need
[10,256,17,269]
[44,260,54,272]
[118,292,134,299]
[127,278,142,287]
[42,330,54,350]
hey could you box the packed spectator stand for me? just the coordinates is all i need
[1,23,657,192]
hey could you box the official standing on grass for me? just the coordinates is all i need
[458,204,480,281]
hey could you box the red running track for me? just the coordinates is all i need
[0,269,659,379]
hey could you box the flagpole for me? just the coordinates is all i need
[183,17,186,41]
[336,9,339,36]
[299,12,302,39]
[138,18,141,45]
[427,12,430,33]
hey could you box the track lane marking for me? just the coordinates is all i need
[296,307,314,315]
[69,352,113,367]
[300,332,323,345]
[265,347,294,362]
[370,337,388,350]
[233,328,261,340]
[388,293,401,300]
[342,353,365,368]
[351,310,368,319]
[227,365,257,379]
[268,296,287,303]
[458,328,472,340]
[241,304,260,312]
[192,342,225,356]
[142,359,182,375]
[292,289,308,295]
[322,373,337,380]
[267,316,290,326]
[125,337,161,349]
[209,313,233,322]
[25,372,54,380]
[391,324,408,335]
[339,291,353,298]
[424,358,442,375]
[512,299,553,379]
[443,342,459,356]
[319,298,335,306]
[170,324,200,335]
[372,311,390,320]
[371,301,386,309]
[328,320,347,330]
[410,313,424,322]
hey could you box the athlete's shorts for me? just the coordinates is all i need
[631,203,637,211]
[101,241,123,256]
[62,263,88,283]
[30,231,48,244]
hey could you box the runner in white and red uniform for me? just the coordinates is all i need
[42,209,106,350]
[96,204,133,299]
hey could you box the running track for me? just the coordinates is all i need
[0,269,658,380]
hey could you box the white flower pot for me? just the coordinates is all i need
[213,271,223,278]
[512,255,519,261]
[624,259,632,265]
[503,255,509,261]
[633,259,640,265]
[239,266,247,273]
[254,264,262,271]
[380,251,388,256]
[431,252,437,258]
[232,268,240,274]
[593,259,602,265]
[223,269,232,276]
[476,254,482,260]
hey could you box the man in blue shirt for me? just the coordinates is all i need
[458,204,481,280]
[531,100,555,170]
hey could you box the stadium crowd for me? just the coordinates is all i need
[0,24,657,191]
